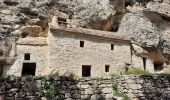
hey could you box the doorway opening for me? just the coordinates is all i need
[22,63,36,76]
[105,65,110,72]
[82,65,91,77]
[143,57,146,70]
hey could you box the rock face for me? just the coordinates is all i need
[0,0,116,38]
[0,0,170,69]
[54,0,115,29]
[147,3,170,20]
[118,13,161,48]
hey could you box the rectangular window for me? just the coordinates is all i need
[58,17,67,26]
[24,53,30,60]
[105,65,110,72]
[82,65,91,77]
[80,41,84,47]
[111,44,114,50]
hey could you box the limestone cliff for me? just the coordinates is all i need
[0,0,170,65]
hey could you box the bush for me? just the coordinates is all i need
[127,67,151,75]
[69,73,75,78]
[156,73,170,77]
[42,80,57,99]
[112,83,118,91]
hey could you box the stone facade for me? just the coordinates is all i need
[48,27,131,77]
[132,54,154,72]
[3,37,48,76]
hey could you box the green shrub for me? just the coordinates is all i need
[127,67,151,75]
[42,80,57,99]
[156,73,170,77]
[112,83,118,91]
[69,73,75,78]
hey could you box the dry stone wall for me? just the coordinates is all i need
[1,75,170,100]
[0,76,113,100]
[114,75,170,100]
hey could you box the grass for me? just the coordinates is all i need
[114,92,129,100]
[155,72,170,77]
[112,83,130,100]
[112,83,118,91]
[127,67,151,75]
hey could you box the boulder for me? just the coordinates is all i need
[146,3,170,20]
[131,44,148,56]
[118,13,161,48]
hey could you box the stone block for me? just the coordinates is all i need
[129,84,142,90]
[102,88,113,93]
[85,88,94,95]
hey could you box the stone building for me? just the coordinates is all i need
[1,16,167,77]
[48,26,131,77]
[3,37,48,76]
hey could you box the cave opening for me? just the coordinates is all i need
[154,62,164,71]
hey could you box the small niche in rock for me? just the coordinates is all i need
[3,1,19,6]
[161,16,170,21]
[112,25,119,32]
[21,32,28,38]
[112,22,119,32]
[154,62,164,71]
[125,0,134,7]
[0,49,3,56]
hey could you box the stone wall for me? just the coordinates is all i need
[0,76,113,100]
[1,75,170,100]
[115,75,170,100]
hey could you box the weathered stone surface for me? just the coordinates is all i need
[102,88,113,93]
[118,13,160,48]
[21,25,42,37]
[146,3,170,20]
[1,75,170,100]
